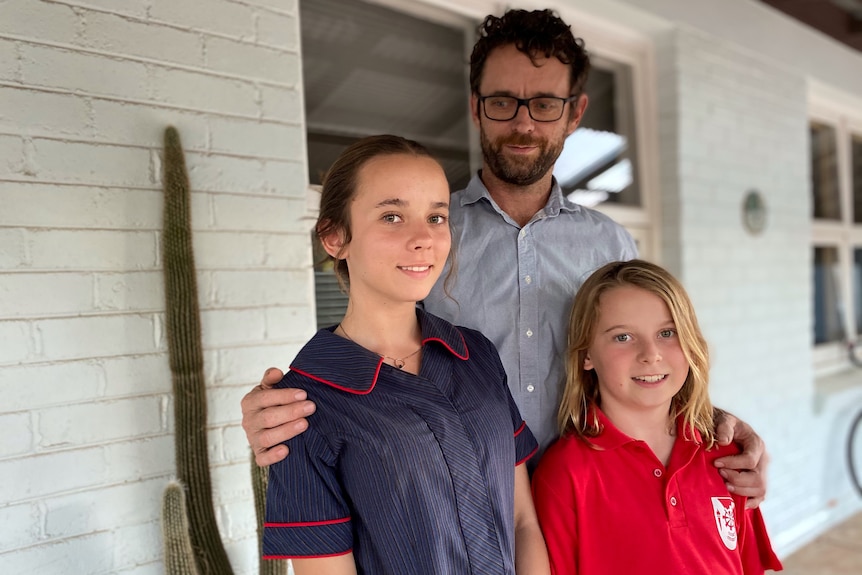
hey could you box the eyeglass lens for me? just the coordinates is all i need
[482,96,567,122]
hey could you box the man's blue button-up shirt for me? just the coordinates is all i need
[424,174,638,453]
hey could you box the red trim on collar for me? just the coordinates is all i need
[290,359,383,395]
[513,420,527,437]
[423,331,469,360]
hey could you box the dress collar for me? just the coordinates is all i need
[289,308,469,394]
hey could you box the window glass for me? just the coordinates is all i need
[855,248,862,336]
[853,134,862,224]
[557,61,640,208]
[300,0,470,327]
[813,246,843,344]
[810,122,841,220]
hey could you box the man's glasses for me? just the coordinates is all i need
[478,95,578,122]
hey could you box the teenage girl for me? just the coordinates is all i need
[262,135,549,575]
[532,259,782,575]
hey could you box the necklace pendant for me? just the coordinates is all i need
[394,359,405,369]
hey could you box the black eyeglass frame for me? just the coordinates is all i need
[477,95,580,122]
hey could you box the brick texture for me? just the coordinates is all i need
[0,0,309,573]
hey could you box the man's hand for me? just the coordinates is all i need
[713,409,769,509]
[241,367,316,467]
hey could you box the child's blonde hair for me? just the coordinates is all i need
[557,259,715,447]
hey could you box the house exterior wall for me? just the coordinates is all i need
[0,1,312,573]
[655,24,823,551]
[3,0,862,572]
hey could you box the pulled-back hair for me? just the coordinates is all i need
[316,134,455,294]
[469,9,590,98]
[557,260,716,448]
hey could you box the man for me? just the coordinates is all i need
[242,9,767,500]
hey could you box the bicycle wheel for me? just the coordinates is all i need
[848,408,862,499]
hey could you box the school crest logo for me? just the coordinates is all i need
[711,496,738,550]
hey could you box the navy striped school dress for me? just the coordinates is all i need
[263,309,537,574]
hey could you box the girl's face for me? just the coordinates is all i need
[584,285,689,418]
[325,153,451,307]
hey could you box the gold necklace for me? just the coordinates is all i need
[337,324,422,369]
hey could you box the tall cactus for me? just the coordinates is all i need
[162,481,202,575]
[162,126,233,575]
[251,451,287,575]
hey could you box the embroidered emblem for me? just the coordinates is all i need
[711,496,738,550]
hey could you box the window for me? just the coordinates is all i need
[557,58,641,209]
[300,0,656,327]
[810,108,862,369]
[300,0,472,327]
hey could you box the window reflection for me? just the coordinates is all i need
[556,62,640,208]
[855,248,862,337]
[813,246,843,344]
[811,122,841,220]
[853,134,862,224]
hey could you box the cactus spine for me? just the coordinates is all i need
[162,481,202,575]
[162,126,234,575]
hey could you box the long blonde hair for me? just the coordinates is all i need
[557,259,715,447]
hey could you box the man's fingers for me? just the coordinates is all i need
[713,410,737,446]
[713,451,759,472]
[718,468,767,506]
[260,367,285,390]
[255,444,290,467]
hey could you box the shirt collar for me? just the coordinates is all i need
[459,171,582,217]
[588,407,704,451]
[289,308,469,394]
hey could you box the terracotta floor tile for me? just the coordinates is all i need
[781,512,862,575]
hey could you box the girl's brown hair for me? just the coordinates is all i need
[316,134,454,292]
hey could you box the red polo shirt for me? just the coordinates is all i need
[532,409,782,575]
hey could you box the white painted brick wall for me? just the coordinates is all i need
[0,0,311,573]
[656,24,856,555]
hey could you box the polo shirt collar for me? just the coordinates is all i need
[459,172,582,217]
[588,407,705,451]
[289,308,468,394]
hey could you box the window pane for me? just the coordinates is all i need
[810,122,841,220]
[855,248,862,336]
[853,134,862,224]
[813,246,843,344]
[300,0,470,190]
[300,0,471,328]
[556,61,641,208]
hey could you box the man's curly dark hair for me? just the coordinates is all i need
[469,9,590,99]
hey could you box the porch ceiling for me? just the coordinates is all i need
[758,0,862,52]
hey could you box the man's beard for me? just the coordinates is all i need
[480,130,564,186]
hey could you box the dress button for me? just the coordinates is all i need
[526,385,535,393]
[526,329,533,337]
[670,496,678,506]
[653,469,662,477]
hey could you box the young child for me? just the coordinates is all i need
[262,135,549,575]
[532,259,782,575]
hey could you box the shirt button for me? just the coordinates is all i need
[526,385,535,393]
[526,329,533,338]
[653,469,662,477]
[519,229,526,238]
[670,496,678,506]
[524,275,532,284]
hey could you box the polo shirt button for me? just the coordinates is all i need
[670,496,678,506]
[526,385,535,393]
[524,275,532,284]
[653,469,662,477]
[526,329,533,337]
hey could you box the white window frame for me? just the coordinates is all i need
[809,86,862,374]
[305,0,660,261]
